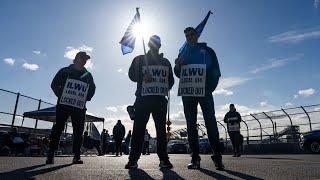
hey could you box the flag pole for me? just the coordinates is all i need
[136,7,149,69]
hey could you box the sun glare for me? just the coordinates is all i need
[132,22,151,40]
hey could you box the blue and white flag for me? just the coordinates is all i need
[178,11,213,55]
[119,8,141,55]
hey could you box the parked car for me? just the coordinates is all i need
[300,130,320,153]
[167,140,189,154]
[199,138,212,154]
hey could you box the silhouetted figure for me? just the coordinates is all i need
[101,129,109,155]
[113,120,125,156]
[125,35,174,169]
[174,27,224,170]
[83,131,102,156]
[142,129,150,155]
[46,51,96,164]
[224,104,242,157]
[124,130,132,155]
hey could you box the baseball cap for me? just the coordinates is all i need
[75,51,90,60]
[149,35,161,46]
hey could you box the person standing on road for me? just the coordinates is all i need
[113,120,125,156]
[125,35,174,169]
[46,51,96,164]
[101,129,109,155]
[142,129,150,155]
[174,27,224,170]
[224,104,242,157]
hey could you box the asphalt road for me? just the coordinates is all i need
[0,154,319,180]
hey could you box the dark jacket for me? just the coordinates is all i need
[51,64,96,105]
[174,43,221,95]
[129,50,174,97]
[224,111,242,131]
[113,122,125,142]
[125,133,131,143]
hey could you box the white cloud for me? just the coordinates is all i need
[315,0,320,8]
[269,29,320,43]
[64,45,93,60]
[213,88,233,96]
[213,77,249,97]
[260,101,268,107]
[33,51,41,55]
[22,63,39,71]
[216,77,250,90]
[298,88,316,97]
[105,104,130,113]
[118,68,123,72]
[106,106,118,112]
[32,50,47,57]
[285,102,293,106]
[250,54,302,74]
[3,58,15,65]
[250,58,290,74]
[294,94,299,99]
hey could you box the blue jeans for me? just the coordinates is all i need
[182,95,222,161]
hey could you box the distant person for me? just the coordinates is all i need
[124,130,132,155]
[9,127,25,156]
[174,27,224,170]
[224,104,242,157]
[101,129,109,155]
[142,129,150,155]
[113,120,125,156]
[46,51,96,164]
[125,35,174,169]
[83,131,102,156]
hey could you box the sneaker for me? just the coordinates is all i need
[187,160,200,169]
[232,152,237,157]
[72,156,83,164]
[159,160,173,169]
[211,155,225,171]
[46,152,54,164]
[236,153,241,157]
[125,161,138,169]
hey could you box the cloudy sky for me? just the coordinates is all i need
[1,0,319,136]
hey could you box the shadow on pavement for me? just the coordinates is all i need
[0,163,73,180]
[243,157,300,161]
[225,169,264,180]
[128,168,155,180]
[199,168,235,180]
[160,168,185,180]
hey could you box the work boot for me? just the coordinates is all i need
[211,155,225,171]
[187,160,200,169]
[72,155,83,164]
[46,151,54,164]
[125,160,138,169]
[159,160,173,169]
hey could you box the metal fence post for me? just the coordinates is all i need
[34,99,42,129]
[217,121,228,148]
[263,112,275,138]
[241,120,250,144]
[301,106,312,131]
[251,114,263,142]
[11,92,20,127]
[282,109,293,127]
